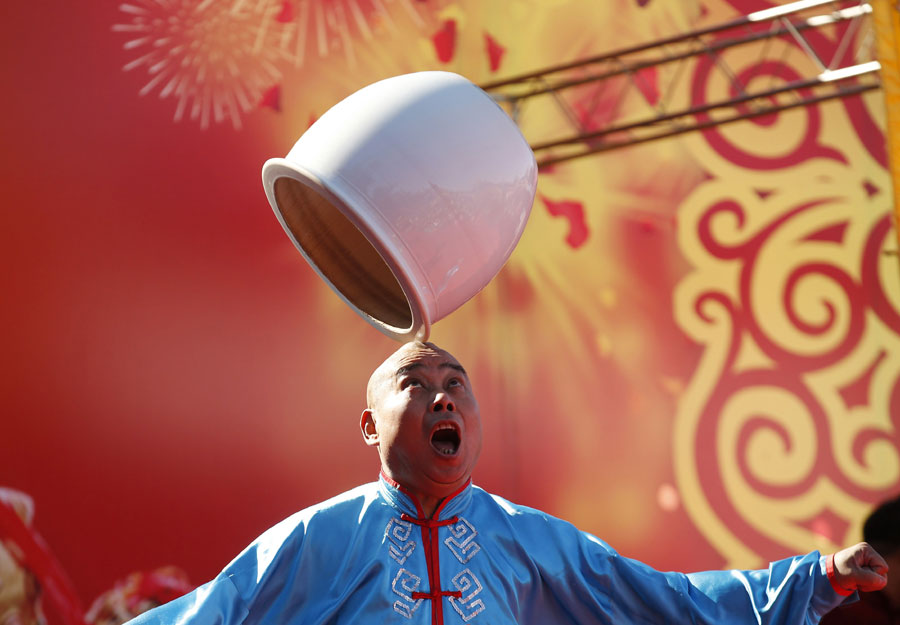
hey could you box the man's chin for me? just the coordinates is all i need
[425,452,480,487]
[425,468,471,491]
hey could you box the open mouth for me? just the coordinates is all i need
[430,423,461,456]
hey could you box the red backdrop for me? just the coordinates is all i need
[2,0,898,612]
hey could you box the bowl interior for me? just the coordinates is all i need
[273,176,413,331]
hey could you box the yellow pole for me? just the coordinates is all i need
[872,0,900,252]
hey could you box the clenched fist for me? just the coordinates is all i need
[830,542,889,593]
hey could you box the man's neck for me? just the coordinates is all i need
[419,496,441,520]
[380,470,465,519]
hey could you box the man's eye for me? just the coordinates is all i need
[448,378,462,387]
[403,379,422,388]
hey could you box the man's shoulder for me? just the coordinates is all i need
[470,485,567,523]
[473,485,611,536]
[253,482,381,540]
[290,481,382,522]
[221,482,386,593]
[469,485,616,556]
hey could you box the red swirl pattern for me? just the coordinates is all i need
[675,1,897,561]
[691,57,846,169]
[684,196,899,558]
[717,0,888,168]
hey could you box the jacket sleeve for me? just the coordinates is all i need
[124,575,249,625]
[124,511,309,625]
[520,512,851,624]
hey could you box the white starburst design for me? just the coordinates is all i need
[257,0,434,68]
[113,0,287,129]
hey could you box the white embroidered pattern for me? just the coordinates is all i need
[448,568,486,622]
[391,569,424,618]
[444,517,481,563]
[385,518,417,564]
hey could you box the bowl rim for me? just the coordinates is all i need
[262,157,431,342]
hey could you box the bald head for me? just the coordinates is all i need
[360,341,481,514]
[366,341,466,411]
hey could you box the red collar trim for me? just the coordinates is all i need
[379,470,471,520]
[432,478,471,518]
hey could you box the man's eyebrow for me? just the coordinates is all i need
[394,363,423,377]
[393,362,468,377]
[443,363,468,376]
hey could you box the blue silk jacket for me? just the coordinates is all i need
[129,474,849,625]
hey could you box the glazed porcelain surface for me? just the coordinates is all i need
[262,71,537,341]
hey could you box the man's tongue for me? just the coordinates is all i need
[431,430,459,455]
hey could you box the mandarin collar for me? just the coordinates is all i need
[377,471,472,520]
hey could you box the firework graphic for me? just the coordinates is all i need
[259,0,439,68]
[113,0,287,129]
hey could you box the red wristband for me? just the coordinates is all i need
[826,553,855,597]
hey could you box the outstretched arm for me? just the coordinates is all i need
[517,509,865,625]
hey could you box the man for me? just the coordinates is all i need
[821,494,900,624]
[129,341,888,625]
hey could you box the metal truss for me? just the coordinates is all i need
[481,0,882,169]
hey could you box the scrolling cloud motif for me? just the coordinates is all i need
[391,569,424,618]
[448,568,486,622]
[444,517,481,564]
[385,517,417,564]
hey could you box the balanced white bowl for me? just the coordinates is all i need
[262,71,537,341]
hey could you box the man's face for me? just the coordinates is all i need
[362,342,482,504]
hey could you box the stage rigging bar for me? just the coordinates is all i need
[481,0,883,169]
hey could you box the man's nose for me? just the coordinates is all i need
[431,393,455,413]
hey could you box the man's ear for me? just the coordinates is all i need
[360,409,379,446]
